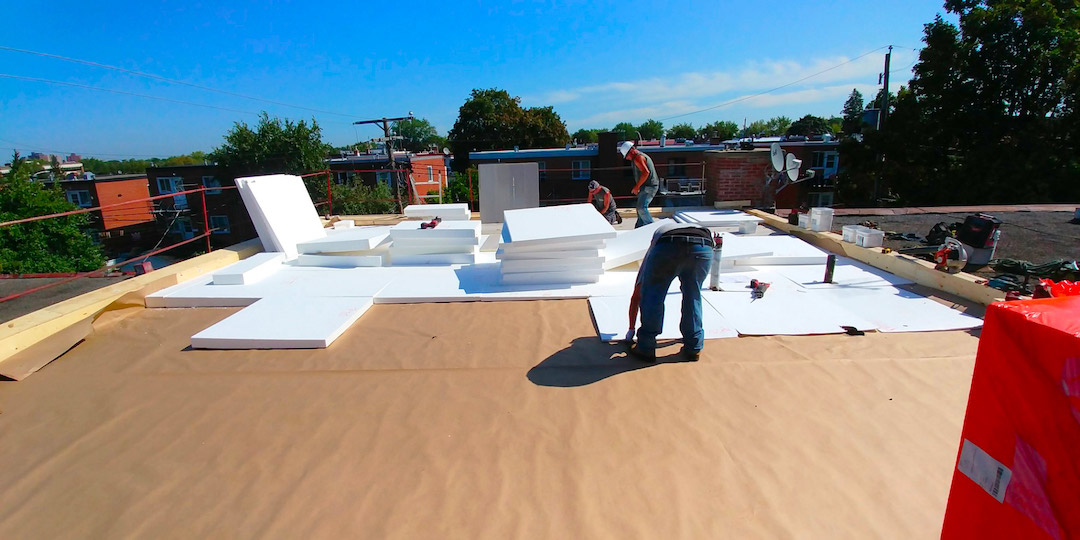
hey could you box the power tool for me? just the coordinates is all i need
[420,217,442,230]
[750,279,770,299]
[933,237,967,273]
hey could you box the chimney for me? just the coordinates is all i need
[660,135,666,147]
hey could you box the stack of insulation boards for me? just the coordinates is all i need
[672,208,762,233]
[497,204,617,285]
[293,226,391,267]
[402,203,472,221]
[388,219,482,265]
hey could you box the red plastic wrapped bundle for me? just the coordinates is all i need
[942,296,1080,539]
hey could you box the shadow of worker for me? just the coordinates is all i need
[527,337,690,387]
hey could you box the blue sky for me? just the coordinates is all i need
[1,1,956,159]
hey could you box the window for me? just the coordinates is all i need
[171,217,195,239]
[66,189,92,207]
[202,176,222,195]
[667,157,687,178]
[427,165,433,182]
[376,171,391,186]
[209,215,231,234]
[812,151,839,178]
[537,161,546,181]
[157,176,188,209]
[571,160,591,180]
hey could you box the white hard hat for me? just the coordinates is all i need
[617,141,634,157]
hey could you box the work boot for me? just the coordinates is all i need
[680,347,701,361]
[627,345,656,362]
[616,213,624,225]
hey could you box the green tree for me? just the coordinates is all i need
[391,118,442,153]
[0,156,105,273]
[49,155,62,180]
[698,120,739,140]
[447,88,570,171]
[765,116,793,136]
[637,119,664,140]
[666,122,697,139]
[210,112,331,177]
[571,128,601,143]
[841,89,865,134]
[611,122,637,141]
[786,115,831,136]
[840,2,1080,206]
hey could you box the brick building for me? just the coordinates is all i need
[469,132,839,208]
[40,173,158,258]
[145,164,257,250]
[326,150,449,199]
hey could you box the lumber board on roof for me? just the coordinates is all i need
[746,210,1007,306]
[0,238,263,380]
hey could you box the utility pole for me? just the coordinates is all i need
[877,46,892,130]
[353,114,414,212]
[872,46,893,205]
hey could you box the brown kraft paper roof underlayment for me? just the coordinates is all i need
[0,299,978,538]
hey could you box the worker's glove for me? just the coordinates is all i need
[623,328,636,342]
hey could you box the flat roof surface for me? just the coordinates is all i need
[0,299,978,537]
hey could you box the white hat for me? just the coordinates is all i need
[617,141,634,157]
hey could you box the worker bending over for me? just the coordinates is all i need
[586,180,623,225]
[618,141,659,228]
[625,221,714,362]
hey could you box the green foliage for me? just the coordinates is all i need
[841,89,865,134]
[391,118,444,153]
[210,112,332,177]
[332,183,397,215]
[742,116,792,137]
[571,128,601,143]
[840,1,1080,206]
[82,151,210,175]
[786,115,831,136]
[666,123,697,139]
[637,119,664,140]
[0,168,104,273]
[439,168,477,205]
[698,120,739,140]
[611,122,637,141]
[448,88,570,171]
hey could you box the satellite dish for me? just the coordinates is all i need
[785,154,802,182]
[770,143,784,172]
[442,147,451,155]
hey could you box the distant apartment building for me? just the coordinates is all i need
[65,153,82,163]
[145,164,257,250]
[468,132,839,208]
[326,149,450,199]
[40,173,158,258]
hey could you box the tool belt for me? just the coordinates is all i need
[656,234,715,247]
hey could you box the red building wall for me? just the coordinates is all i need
[703,150,771,206]
[96,178,153,230]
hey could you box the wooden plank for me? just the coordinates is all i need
[746,210,1006,306]
[0,238,262,379]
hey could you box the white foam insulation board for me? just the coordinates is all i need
[296,226,391,254]
[501,204,617,247]
[235,174,326,259]
[600,219,672,270]
[808,286,983,333]
[212,252,285,285]
[190,296,373,349]
[403,203,472,221]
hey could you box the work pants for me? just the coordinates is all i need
[635,184,658,228]
[636,240,712,354]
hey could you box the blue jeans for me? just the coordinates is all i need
[635,184,658,228]
[636,240,712,354]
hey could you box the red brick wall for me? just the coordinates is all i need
[704,150,771,206]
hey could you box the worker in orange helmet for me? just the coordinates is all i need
[618,141,659,228]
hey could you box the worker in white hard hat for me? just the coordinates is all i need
[618,141,659,228]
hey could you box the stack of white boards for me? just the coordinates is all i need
[672,208,762,233]
[235,174,327,259]
[403,203,472,221]
[497,204,617,285]
[293,226,392,267]
[212,252,285,285]
[389,220,482,265]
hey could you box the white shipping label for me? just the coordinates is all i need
[957,439,1012,503]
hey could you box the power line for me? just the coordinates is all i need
[0,45,363,119]
[0,74,262,116]
[657,46,890,122]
